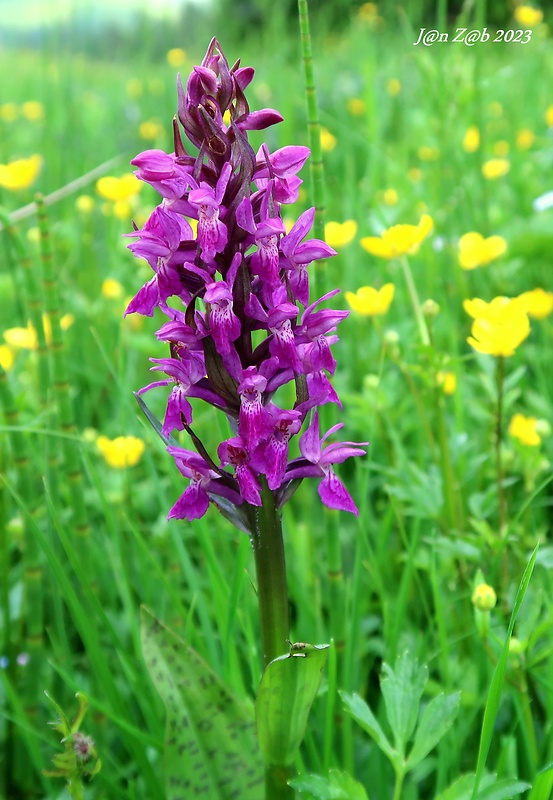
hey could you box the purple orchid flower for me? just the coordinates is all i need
[218,436,262,506]
[167,447,242,520]
[280,208,337,305]
[284,412,367,515]
[187,162,232,263]
[131,149,195,201]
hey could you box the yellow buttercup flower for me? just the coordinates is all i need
[42,313,74,346]
[345,283,395,316]
[0,154,42,190]
[517,288,553,319]
[347,98,366,116]
[97,435,145,468]
[546,105,553,128]
[139,119,165,140]
[76,194,94,213]
[0,103,18,122]
[437,371,456,395]
[458,232,507,270]
[418,146,440,161]
[386,78,401,97]
[463,126,480,153]
[508,413,541,446]
[408,168,422,183]
[96,174,142,202]
[482,159,510,179]
[167,48,186,68]
[325,220,358,248]
[358,2,378,18]
[514,5,543,26]
[21,101,45,121]
[102,278,124,300]
[360,214,433,259]
[0,344,15,372]
[3,324,37,350]
[516,129,535,150]
[464,296,530,357]
[320,127,337,152]
[383,188,398,206]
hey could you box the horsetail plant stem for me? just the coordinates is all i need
[0,209,50,408]
[298,0,325,243]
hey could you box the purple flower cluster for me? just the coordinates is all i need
[126,39,366,524]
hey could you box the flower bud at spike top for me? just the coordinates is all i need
[471,583,497,611]
[124,39,367,524]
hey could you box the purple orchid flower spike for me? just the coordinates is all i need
[126,39,366,530]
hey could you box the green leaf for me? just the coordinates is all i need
[405,691,461,770]
[289,768,369,799]
[339,691,396,763]
[436,774,530,800]
[255,643,329,767]
[380,651,427,755]
[527,763,553,800]
[141,606,263,800]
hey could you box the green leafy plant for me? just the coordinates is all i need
[341,651,460,800]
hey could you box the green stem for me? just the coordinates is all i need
[265,764,295,800]
[495,355,506,534]
[298,0,325,243]
[434,384,464,533]
[392,767,405,800]
[249,478,290,670]
[399,256,430,347]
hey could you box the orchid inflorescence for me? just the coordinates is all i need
[125,38,366,526]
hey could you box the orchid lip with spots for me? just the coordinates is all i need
[125,38,366,524]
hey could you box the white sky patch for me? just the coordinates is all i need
[2,0,195,29]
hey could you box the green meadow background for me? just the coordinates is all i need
[1,1,552,798]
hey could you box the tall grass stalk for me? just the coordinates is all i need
[36,196,91,556]
[0,364,45,793]
[495,355,506,536]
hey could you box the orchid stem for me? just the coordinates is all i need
[399,256,430,347]
[249,478,290,670]
[248,478,293,799]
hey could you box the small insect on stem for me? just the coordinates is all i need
[286,639,316,658]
